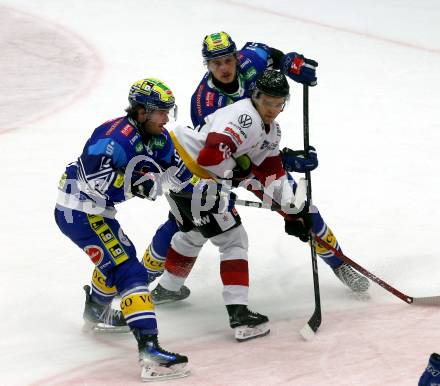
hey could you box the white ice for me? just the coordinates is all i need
[1,1,439,385]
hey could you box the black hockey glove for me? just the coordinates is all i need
[284,204,313,242]
[231,154,252,187]
[131,171,161,200]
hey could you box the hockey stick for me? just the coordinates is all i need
[311,234,440,306]
[228,187,440,306]
[170,190,285,211]
[299,84,322,340]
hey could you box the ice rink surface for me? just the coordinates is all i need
[1,1,439,384]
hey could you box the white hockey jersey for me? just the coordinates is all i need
[170,98,302,208]
[171,98,283,180]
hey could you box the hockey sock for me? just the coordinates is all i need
[312,212,343,268]
[220,259,249,305]
[90,267,117,304]
[120,285,157,334]
[142,244,166,281]
[164,247,197,278]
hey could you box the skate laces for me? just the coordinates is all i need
[247,308,261,318]
[99,304,123,326]
[338,264,360,284]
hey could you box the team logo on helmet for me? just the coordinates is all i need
[202,31,237,62]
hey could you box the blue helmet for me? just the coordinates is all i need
[202,32,237,63]
[128,78,175,112]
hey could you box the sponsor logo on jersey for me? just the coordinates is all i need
[105,141,115,156]
[135,142,144,153]
[212,212,236,231]
[240,58,251,68]
[130,133,140,145]
[84,245,104,265]
[244,67,257,80]
[206,91,215,107]
[121,124,134,137]
[227,122,248,138]
[118,227,132,247]
[98,228,115,244]
[148,136,166,150]
[224,127,243,145]
[196,83,205,116]
[105,118,123,136]
[193,215,210,226]
[113,173,124,188]
[109,243,128,264]
[238,114,252,128]
[259,140,278,151]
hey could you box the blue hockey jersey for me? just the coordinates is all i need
[57,116,191,217]
[190,42,272,127]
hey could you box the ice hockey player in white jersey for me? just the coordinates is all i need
[148,32,369,304]
[158,69,314,342]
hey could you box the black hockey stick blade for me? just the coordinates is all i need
[300,307,322,340]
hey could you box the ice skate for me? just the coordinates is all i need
[135,332,189,381]
[151,283,190,305]
[226,304,270,342]
[332,263,370,293]
[82,285,130,333]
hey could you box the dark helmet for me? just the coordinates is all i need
[254,69,290,98]
[202,31,237,63]
[128,78,175,112]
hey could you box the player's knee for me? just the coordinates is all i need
[211,225,249,259]
[110,259,148,294]
[91,267,117,296]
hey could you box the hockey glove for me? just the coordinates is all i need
[131,172,162,200]
[284,204,313,242]
[419,353,440,386]
[281,146,318,173]
[281,52,318,86]
[231,154,252,187]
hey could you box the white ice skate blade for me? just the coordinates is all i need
[234,322,270,342]
[141,362,190,382]
[82,320,131,333]
[299,324,316,341]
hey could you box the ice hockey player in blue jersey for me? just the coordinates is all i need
[144,32,369,304]
[54,78,191,381]
[191,31,318,127]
